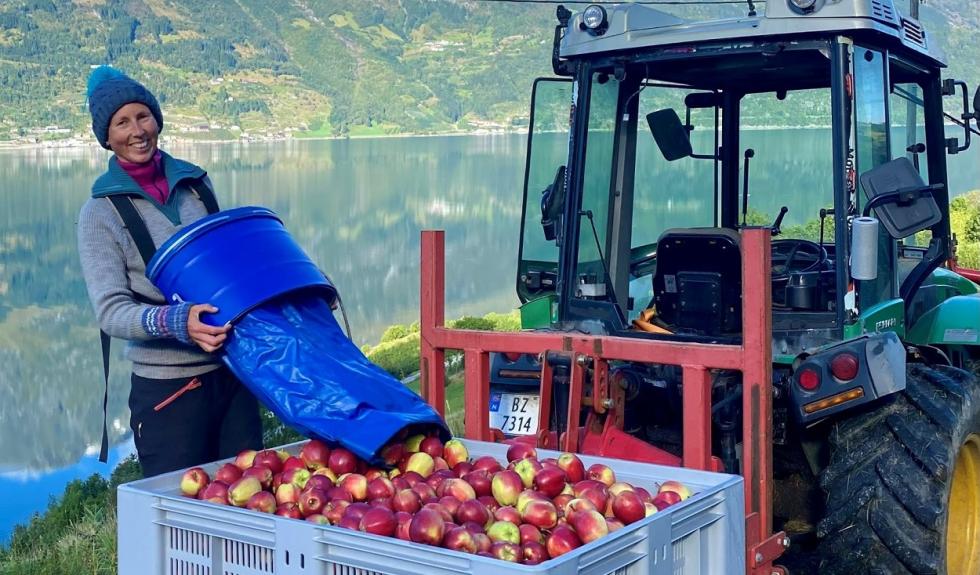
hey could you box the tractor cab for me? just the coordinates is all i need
[516,0,974,365]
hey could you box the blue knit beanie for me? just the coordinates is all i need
[86,66,164,149]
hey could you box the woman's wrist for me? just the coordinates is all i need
[141,302,195,344]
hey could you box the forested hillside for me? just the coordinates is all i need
[0,0,976,141]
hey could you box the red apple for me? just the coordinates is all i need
[405,452,435,478]
[442,439,469,468]
[404,434,426,453]
[305,513,330,525]
[519,523,544,545]
[339,473,369,501]
[305,474,333,492]
[228,476,262,507]
[380,442,405,467]
[298,487,328,516]
[478,495,500,512]
[411,482,438,502]
[579,486,610,514]
[658,480,692,501]
[253,450,283,475]
[523,541,548,564]
[490,541,522,563]
[587,463,616,486]
[200,480,229,505]
[280,456,305,474]
[491,470,523,506]
[506,443,537,463]
[534,466,567,498]
[233,449,257,470]
[612,491,646,525]
[568,509,610,543]
[473,532,492,553]
[472,455,503,474]
[409,508,446,546]
[455,499,491,528]
[299,439,331,470]
[493,505,521,526]
[400,470,424,487]
[546,525,583,558]
[275,482,301,505]
[452,462,474,479]
[359,507,396,536]
[365,476,395,500]
[443,526,478,554]
[652,491,681,510]
[511,458,542,489]
[606,518,625,532]
[214,463,243,485]
[327,448,356,475]
[394,511,413,540]
[275,502,303,519]
[246,491,277,513]
[462,469,493,498]
[557,453,586,483]
[523,499,558,529]
[418,502,449,523]
[419,436,444,458]
[179,467,209,498]
[441,478,476,502]
[634,486,654,504]
[516,489,547,515]
[281,467,311,490]
[607,481,634,496]
[323,499,351,524]
[337,515,360,530]
[438,495,462,518]
[242,465,274,490]
[563,497,598,518]
[391,489,422,514]
[486,520,520,544]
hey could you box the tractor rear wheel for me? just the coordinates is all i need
[816,363,980,575]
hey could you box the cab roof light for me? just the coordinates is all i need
[581,5,608,35]
[803,388,865,414]
[788,0,818,13]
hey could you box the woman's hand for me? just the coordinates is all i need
[187,303,230,353]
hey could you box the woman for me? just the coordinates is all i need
[77,66,263,477]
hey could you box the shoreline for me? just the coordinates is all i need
[0,123,850,153]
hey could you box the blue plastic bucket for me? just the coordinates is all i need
[146,206,336,326]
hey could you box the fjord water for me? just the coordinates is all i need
[0,131,977,542]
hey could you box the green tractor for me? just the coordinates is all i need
[496,0,980,572]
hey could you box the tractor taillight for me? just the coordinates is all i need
[830,353,859,381]
[502,352,523,363]
[797,368,820,391]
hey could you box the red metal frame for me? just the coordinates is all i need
[419,228,785,573]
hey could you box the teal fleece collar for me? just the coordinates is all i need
[91,151,207,225]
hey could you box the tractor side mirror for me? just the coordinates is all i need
[974,86,980,129]
[859,157,943,239]
[647,109,692,161]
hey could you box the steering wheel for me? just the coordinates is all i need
[771,239,828,281]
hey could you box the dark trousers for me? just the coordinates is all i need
[129,366,263,477]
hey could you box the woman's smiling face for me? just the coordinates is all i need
[107,102,159,164]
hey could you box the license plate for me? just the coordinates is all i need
[489,393,539,435]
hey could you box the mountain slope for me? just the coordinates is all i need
[0,0,976,140]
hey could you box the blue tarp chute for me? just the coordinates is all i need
[147,207,448,464]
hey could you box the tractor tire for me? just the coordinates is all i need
[815,363,980,575]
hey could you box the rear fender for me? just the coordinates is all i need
[906,294,980,347]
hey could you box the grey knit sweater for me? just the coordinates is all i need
[77,159,221,380]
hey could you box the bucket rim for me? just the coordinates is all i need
[146,206,281,281]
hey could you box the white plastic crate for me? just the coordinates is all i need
[118,439,744,575]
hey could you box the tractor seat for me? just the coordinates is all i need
[652,228,742,336]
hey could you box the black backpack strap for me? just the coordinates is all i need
[99,329,111,463]
[100,195,156,463]
[188,180,220,215]
[108,195,156,266]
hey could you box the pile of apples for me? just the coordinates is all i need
[179,436,693,565]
